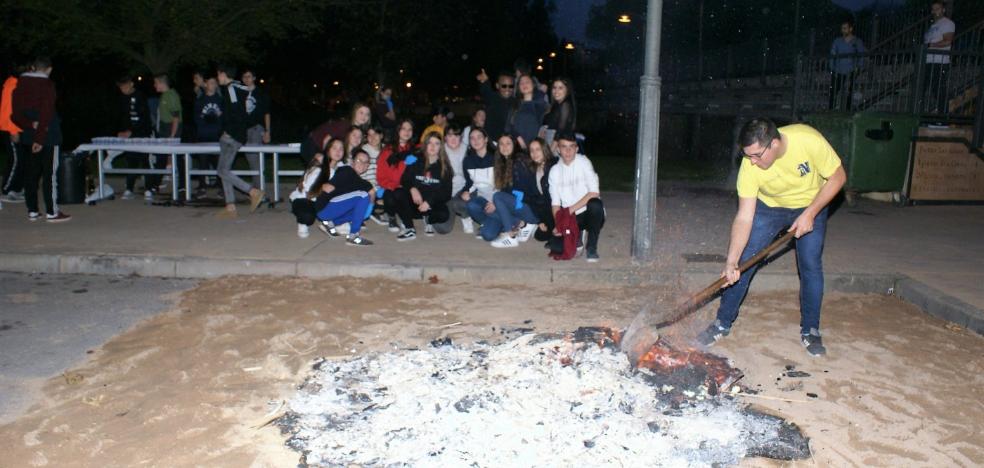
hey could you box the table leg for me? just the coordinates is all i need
[171,154,179,201]
[258,152,266,195]
[97,150,105,199]
[184,154,192,202]
[272,153,280,202]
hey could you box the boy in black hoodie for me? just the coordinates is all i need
[314,149,375,246]
[11,57,69,222]
[215,64,264,218]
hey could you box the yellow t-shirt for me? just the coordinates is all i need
[420,124,445,143]
[736,124,842,208]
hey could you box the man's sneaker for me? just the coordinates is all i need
[801,329,827,357]
[297,223,310,239]
[586,250,600,263]
[388,218,401,233]
[346,234,374,246]
[46,212,72,223]
[335,222,351,235]
[28,211,40,222]
[424,224,436,236]
[122,190,135,200]
[517,222,537,242]
[397,228,416,241]
[696,320,730,347]
[461,217,474,234]
[491,234,519,248]
[369,214,387,226]
[318,221,340,237]
[0,192,24,203]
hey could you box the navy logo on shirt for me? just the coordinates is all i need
[797,161,811,177]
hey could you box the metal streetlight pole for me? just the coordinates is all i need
[631,0,663,261]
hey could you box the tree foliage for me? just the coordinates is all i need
[0,0,324,74]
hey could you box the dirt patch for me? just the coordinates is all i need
[0,276,981,467]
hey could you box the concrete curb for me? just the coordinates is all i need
[0,251,979,335]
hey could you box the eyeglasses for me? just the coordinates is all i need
[740,139,773,160]
[498,83,515,89]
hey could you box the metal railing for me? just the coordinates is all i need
[795,47,982,116]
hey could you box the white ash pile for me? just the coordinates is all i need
[279,329,810,467]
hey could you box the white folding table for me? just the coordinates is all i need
[74,142,301,202]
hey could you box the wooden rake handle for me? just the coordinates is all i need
[653,229,797,329]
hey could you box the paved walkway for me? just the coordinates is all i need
[1,182,981,329]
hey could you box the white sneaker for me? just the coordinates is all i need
[425,224,435,236]
[461,217,474,234]
[517,222,537,242]
[491,234,519,248]
[335,222,351,235]
[122,190,135,200]
[297,224,310,238]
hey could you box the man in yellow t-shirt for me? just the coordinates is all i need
[697,118,846,357]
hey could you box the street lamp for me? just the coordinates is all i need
[537,58,544,63]
[618,14,631,24]
[549,52,557,58]
[405,82,413,88]
[564,42,575,50]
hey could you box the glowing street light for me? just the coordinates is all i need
[405,82,413,88]
[332,80,340,86]
[313,83,318,88]
[618,14,631,23]
[259,79,266,84]
[564,42,575,50]
[535,64,544,71]
[549,52,557,58]
[537,58,544,63]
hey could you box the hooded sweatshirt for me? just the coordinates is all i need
[11,72,60,146]
[402,158,452,207]
[0,77,22,134]
[461,145,496,200]
[219,80,251,143]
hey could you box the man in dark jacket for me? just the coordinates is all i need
[215,64,264,218]
[11,57,70,222]
[115,75,153,198]
[476,68,515,141]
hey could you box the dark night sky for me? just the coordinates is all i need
[552,0,907,42]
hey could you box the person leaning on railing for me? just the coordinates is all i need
[922,0,956,114]
[828,19,866,111]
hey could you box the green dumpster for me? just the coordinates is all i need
[802,112,919,193]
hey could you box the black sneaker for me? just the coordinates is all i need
[346,234,373,246]
[317,221,339,237]
[586,250,600,263]
[388,218,400,233]
[396,228,416,241]
[696,320,730,347]
[801,329,827,357]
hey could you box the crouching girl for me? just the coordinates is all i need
[393,131,454,239]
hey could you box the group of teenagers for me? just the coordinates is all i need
[286,68,605,261]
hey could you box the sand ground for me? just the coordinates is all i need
[0,276,980,467]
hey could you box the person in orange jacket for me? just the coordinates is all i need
[0,66,24,203]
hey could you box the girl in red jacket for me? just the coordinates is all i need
[376,118,415,232]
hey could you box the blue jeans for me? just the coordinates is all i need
[467,196,501,241]
[316,194,371,235]
[492,191,539,233]
[716,200,829,335]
